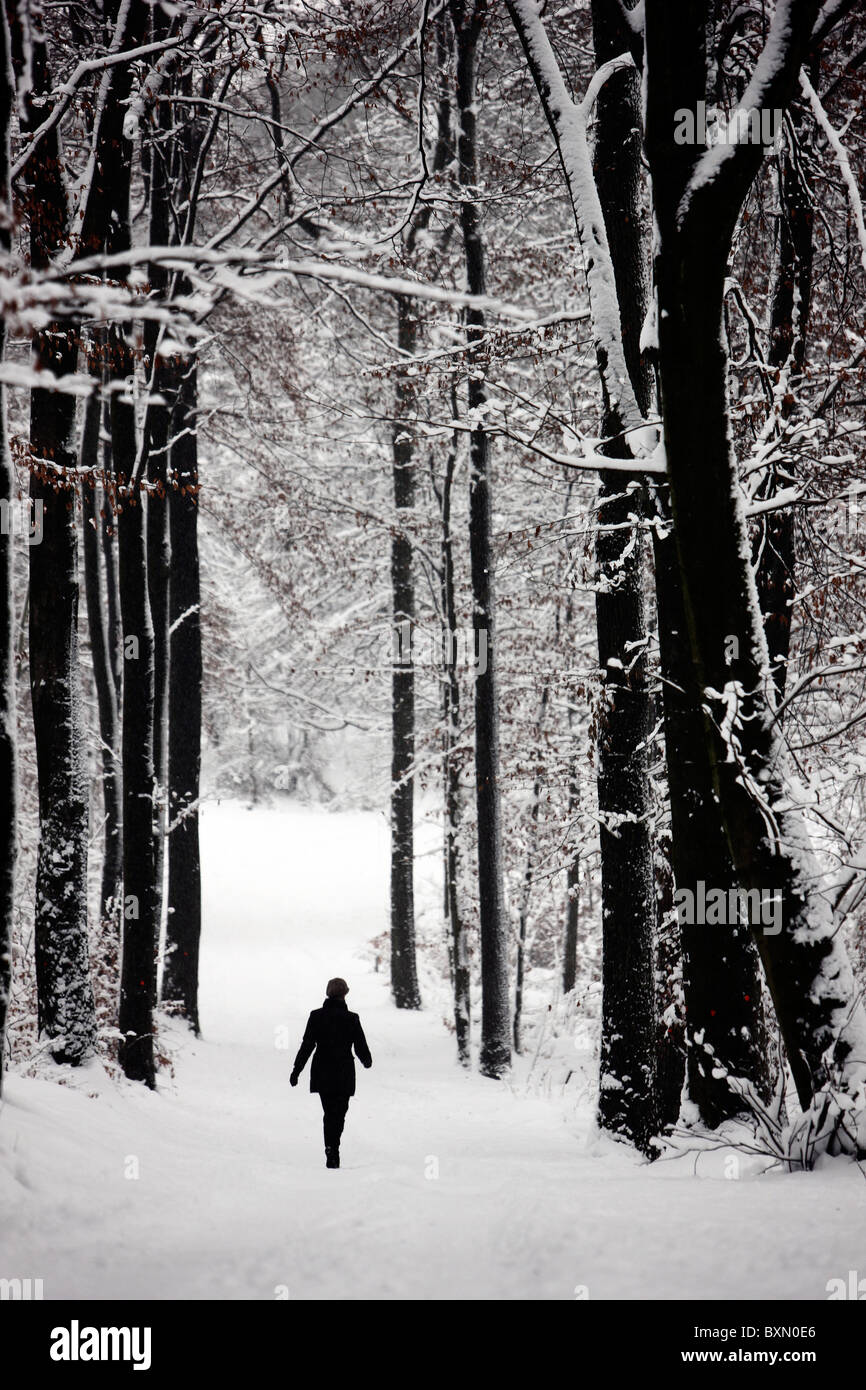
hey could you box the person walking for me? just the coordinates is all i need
[289,978,372,1168]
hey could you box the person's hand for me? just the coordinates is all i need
[289,1072,298,1087]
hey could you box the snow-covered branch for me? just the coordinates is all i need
[10,33,191,180]
[679,0,822,229]
[506,0,645,440]
[800,68,866,276]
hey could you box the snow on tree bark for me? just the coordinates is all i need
[451,0,511,1079]
[589,0,659,1152]
[645,0,866,1153]
[510,0,775,1133]
[160,55,206,1034]
[508,0,658,1145]
[389,296,422,1011]
[654,534,770,1125]
[97,0,158,1085]
[80,375,122,939]
[438,425,471,1063]
[144,16,173,969]
[0,3,16,1093]
[18,11,96,1067]
[163,352,203,1035]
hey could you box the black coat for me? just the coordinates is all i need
[292,997,372,1096]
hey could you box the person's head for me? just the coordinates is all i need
[326,977,349,1000]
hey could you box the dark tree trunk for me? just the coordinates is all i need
[645,0,866,1149]
[653,833,685,1131]
[101,399,123,708]
[507,0,658,1141]
[593,0,765,1132]
[590,0,657,1152]
[163,353,203,1033]
[653,523,769,1124]
[436,407,470,1062]
[96,0,158,1085]
[562,771,580,997]
[80,379,122,934]
[29,368,95,1065]
[113,370,158,1086]
[160,50,219,1033]
[0,3,16,1093]
[388,18,456,1012]
[145,51,173,968]
[20,20,95,1066]
[593,463,657,1150]
[451,0,511,1079]
[389,296,421,1010]
[562,584,580,998]
[513,685,548,1054]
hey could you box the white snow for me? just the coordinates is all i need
[1,801,864,1301]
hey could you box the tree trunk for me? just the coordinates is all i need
[439,429,470,1061]
[0,3,17,1093]
[388,15,456,1012]
[113,362,158,1086]
[146,161,172,972]
[147,507,169,955]
[389,296,421,1009]
[654,522,769,1124]
[562,584,580,998]
[645,0,866,1151]
[451,0,511,1079]
[653,833,685,1131]
[101,399,123,708]
[99,0,158,1084]
[21,22,95,1067]
[562,772,580,997]
[513,685,548,1054]
[80,377,122,935]
[163,353,203,1033]
[507,0,657,1140]
[595,0,765,1132]
[590,0,658,1151]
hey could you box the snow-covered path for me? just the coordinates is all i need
[2,803,865,1301]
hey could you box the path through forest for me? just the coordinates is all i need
[2,803,864,1300]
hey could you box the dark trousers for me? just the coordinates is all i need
[320,1093,350,1150]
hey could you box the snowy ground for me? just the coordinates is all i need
[1,802,865,1301]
